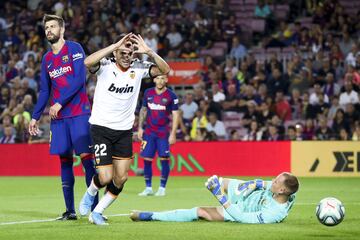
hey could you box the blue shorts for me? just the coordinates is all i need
[50,114,92,156]
[140,133,169,159]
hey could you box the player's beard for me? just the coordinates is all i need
[47,32,61,44]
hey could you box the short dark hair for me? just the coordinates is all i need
[42,14,64,28]
[283,173,299,195]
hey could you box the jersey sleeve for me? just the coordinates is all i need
[170,91,179,111]
[97,58,112,76]
[142,89,148,107]
[225,204,286,224]
[56,42,86,106]
[32,56,51,120]
[142,60,155,79]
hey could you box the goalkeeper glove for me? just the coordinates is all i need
[238,179,265,198]
[205,175,228,205]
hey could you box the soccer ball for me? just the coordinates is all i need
[315,197,345,226]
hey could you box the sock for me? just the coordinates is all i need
[144,160,152,188]
[81,154,98,210]
[160,159,170,188]
[152,208,198,222]
[60,156,75,213]
[87,179,99,196]
[94,180,123,214]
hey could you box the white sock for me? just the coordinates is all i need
[146,187,153,191]
[87,179,99,196]
[93,192,117,214]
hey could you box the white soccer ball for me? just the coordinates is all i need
[315,197,345,226]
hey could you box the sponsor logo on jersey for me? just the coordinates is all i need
[49,66,72,78]
[108,83,134,94]
[130,70,135,79]
[62,55,69,63]
[72,52,83,61]
[148,102,166,110]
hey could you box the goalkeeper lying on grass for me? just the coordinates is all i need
[130,172,299,224]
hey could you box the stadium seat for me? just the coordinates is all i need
[251,19,265,33]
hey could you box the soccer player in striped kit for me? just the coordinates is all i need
[138,74,179,196]
[29,14,98,220]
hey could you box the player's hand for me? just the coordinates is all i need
[49,103,62,120]
[138,127,144,141]
[28,119,39,136]
[131,34,152,55]
[168,133,176,145]
[113,33,133,49]
[205,175,228,205]
[238,179,265,198]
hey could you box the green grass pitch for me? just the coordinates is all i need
[0,176,359,240]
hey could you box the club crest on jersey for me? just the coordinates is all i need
[130,70,135,79]
[108,83,134,94]
[62,55,69,63]
[161,98,168,104]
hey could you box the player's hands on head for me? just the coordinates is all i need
[28,119,39,136]
[131,34,152,55]
[114,33,133,50]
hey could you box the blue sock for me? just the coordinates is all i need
[144,160,152,188]
[81,155,99,211]
[60,157,75,213]
[152,208,198,222]
[160,160,170,188]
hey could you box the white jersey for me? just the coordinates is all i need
[89,57,153,130]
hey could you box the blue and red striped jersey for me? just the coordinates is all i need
[143,88,179,138]
[32,41,91,120]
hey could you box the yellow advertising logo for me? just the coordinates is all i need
[291,142,360,177]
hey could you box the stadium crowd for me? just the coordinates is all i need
[0,0,359,144]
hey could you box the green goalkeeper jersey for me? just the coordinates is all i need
[224,180,296,223]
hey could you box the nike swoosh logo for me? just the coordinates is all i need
[48,63,52,68]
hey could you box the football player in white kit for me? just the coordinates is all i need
[79,33,170,225]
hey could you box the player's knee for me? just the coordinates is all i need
[113,174,128,186]
[98,173,112,186]
[197,207,207,219]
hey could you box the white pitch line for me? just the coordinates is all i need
[0,213,129,226]
[0,218,58,226]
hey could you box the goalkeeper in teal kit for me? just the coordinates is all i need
[130,172,299,224]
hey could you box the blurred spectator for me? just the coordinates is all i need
[166,24,182,49]
[303,118,315,140]
[339,79,359,107]
[352,124,360,141]
[0,125,15,144]
[206,112,226,140]
[314,117,334,140]
[338,127,351,140]
[262,123,283,141]
[242,120,263,141]
[180,92,198,127]
[309,82,329,105]
[322,73,340,97]
[211,83,225,103]
[275,90,291,121]
[190,109,208,140]
[229,36,247,60]
[230,129,241,141]
[327,95,341,120]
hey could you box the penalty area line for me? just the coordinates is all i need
[0,213,129,226]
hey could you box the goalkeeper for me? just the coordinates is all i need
[130,172,299,224]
